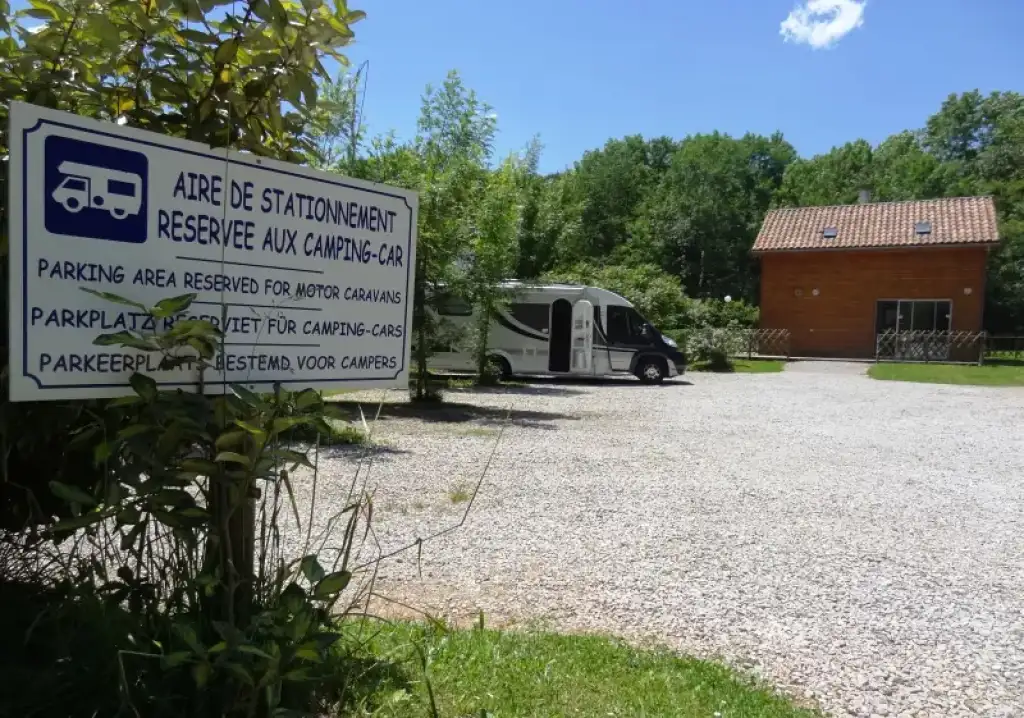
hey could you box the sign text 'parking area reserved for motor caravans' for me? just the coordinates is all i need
[8,101,419,401]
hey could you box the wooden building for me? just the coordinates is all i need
[753,195,1000,358]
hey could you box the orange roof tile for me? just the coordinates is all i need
[753,196,999,253]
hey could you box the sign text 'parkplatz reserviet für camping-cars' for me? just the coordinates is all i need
[7,101,419,401]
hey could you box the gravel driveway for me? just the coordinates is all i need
[303,369,1024,718]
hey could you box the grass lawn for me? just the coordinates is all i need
[868,361,1024,387]
[692,359,785,374]
[344,622,816,717]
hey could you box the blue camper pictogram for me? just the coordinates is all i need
[44,134,149,243]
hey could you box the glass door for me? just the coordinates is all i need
[876,300,952,334]
[875,299,953,360]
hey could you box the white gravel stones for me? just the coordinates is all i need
[297,371,1024,717]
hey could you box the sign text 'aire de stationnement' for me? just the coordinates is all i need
[7,101,419,402]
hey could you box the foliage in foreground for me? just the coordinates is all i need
[346,621,818,718]
[0,289,378,718]
[867,361,1024,387]
[0,2,386,715]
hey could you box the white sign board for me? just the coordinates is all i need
[7,101,418,401]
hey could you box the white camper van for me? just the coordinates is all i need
[52,161,143,219]
[428,282,687,383]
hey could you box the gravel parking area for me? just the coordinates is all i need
[302,370,1024,718]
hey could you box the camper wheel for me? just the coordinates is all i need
[635,357,666,384]
[487,355,512,381]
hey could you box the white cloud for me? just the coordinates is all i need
[780,0,867,49]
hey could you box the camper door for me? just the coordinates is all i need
[570,300,594,373]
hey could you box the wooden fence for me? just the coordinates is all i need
[689,328,791,359]
[874,330,986,364]
[984,335,1024,363]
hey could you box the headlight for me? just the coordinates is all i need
[663,336,677,348]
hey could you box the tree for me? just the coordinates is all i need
[543,262,689,331]
[871,131,948,201]
[513,136,546,278]
[307,67,367,172]
[630,132,795,301]
[923,91,1024,332]
[773,139,875,207]
[408,71,496,399]
[467,155,523,379]
[1,2,370,714]
[524,171,585,276]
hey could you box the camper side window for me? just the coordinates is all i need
[436,294,472,316]
[509,303,549,333]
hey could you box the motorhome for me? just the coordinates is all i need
[52,161,143,219]
[427,281,686,383]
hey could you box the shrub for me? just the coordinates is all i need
[682,297,759,331]
[688,327,750,370]
[1,292,380,718]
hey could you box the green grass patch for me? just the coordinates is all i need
[868,361,1024,387]
[345,622,816,717]
[447,482,473,504]
[692,359,785,374]
[456,426,498,437]
[280,416,367,445]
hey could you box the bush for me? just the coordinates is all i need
[687,327,750,370]
[1,292,380,718]
[682,297,759,331]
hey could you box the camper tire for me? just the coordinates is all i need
[487,355,512,382]
[635,357,666,384]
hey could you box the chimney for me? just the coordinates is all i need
[858,189,872,204]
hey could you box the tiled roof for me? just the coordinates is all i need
[753,196,999,253]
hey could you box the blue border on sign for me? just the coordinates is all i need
[21,117,415,390]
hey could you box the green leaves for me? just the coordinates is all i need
[215,451,252,469]
[130,373,159,402]
[86,14,121,46]
[231,384,270,411]
[24,0,62,20]
[312,570,351,599]
[213,37,240,65]
[299,555,325,583]
[49,481,95,506]
[192,661,211,688]
[94,331,159,351]
[152,293,197,318]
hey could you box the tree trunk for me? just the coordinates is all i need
[474,300,492,377]
[207,476,254,629]
[413,254,428,400]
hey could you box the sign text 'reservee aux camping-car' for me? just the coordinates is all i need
[7,101,419,401]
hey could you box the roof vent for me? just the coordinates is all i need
[823,227,838,239]
[915,221,932,235]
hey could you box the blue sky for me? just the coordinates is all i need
[345,0,1024,173]
[9,0,1022,173]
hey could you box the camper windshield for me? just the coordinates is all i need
[61,177,87,190]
